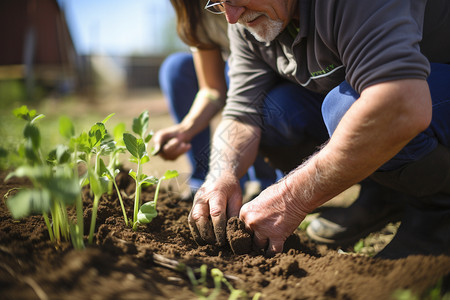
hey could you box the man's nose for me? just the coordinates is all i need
[223,4,245,24]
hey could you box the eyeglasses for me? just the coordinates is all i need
[204,0,249,14]
[204,0,227,14]
[205,0,241,14]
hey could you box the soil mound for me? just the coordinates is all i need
[1,171,449,299]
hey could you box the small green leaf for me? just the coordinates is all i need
[162,170,179,180]
[102,113,115,124]
[144,132,153,143]
[136,139,147,158]
[47,177,80,205]
[123,133,146,159]
[141,155,150,164]
[140,175,158,187]
[132,111,149,137]
[6,189,51,218]
[113,123,126,145]
[13,105,35,121]
[123,133,138,157]
[47,145,71,165]
[59,116,75,139]
[98,157,108,176]
[56,145,71,163]
[31,114,45,124]
[354,239,364,253]
[79,174,89,187]
[89,123,107,149]
[99,176,110,193]
[128,170,137,180]
[24,123,40,150]
[128,156,139,164]
[89,172,109,196]
[24,140,39,163]
[137,201,157,224]
[73,132,91,154]
[100,140,116,155]
[6,165,45,181]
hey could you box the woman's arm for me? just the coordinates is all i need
[180,48,227,138]
[154,48,228,159]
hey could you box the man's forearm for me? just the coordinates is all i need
[207,118,261,182]
[284,79,432,214]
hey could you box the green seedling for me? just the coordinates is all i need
[133,169,179,230]
[353,239,365,253]
[103,122,128,225]
[102,165,129,226]
[6,165,80,246]
[57,116,84,249]
[6,106,180,248]
[5,106,83,249]
[184,264,258,300]
[123,111,178,230]
[12,105,45,165]
[123,111,155,229]
[72,113,115,244]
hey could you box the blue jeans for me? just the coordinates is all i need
[258,82,329,172]
[322,63,450,171]
[260,63,450,176]
[159,52,280,189]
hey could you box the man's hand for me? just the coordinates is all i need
[188,173,242,246]
[240,180,308,255]
[152,125,191,160]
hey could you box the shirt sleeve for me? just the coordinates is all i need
[223,24,280,127]
[329,0,431,94]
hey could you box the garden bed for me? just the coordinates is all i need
[1,170,449,300]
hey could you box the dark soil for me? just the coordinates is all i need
[1,170,449,300]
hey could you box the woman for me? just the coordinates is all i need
[154,0,277,199]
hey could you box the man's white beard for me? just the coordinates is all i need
[239,12,284,43]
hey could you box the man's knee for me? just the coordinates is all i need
[322,81,359,136]
[371,144,450,197]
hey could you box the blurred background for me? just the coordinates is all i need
[0,0,187,102]
[0,0,192,185]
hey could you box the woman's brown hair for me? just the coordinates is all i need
[170,0,216,49]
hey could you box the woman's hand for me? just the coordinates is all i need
[152,124,192,160]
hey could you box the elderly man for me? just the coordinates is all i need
[188,0,450,258]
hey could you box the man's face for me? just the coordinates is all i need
[237,11,284,43]
[222,0,295,43]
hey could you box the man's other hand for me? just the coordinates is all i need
[240,180,308,255]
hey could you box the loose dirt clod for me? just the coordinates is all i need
[226,217,252,255]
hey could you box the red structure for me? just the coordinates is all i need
[0,0,79,95]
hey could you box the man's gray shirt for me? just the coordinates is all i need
[223,0,450,125]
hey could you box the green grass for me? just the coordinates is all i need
[0,96,111,170]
